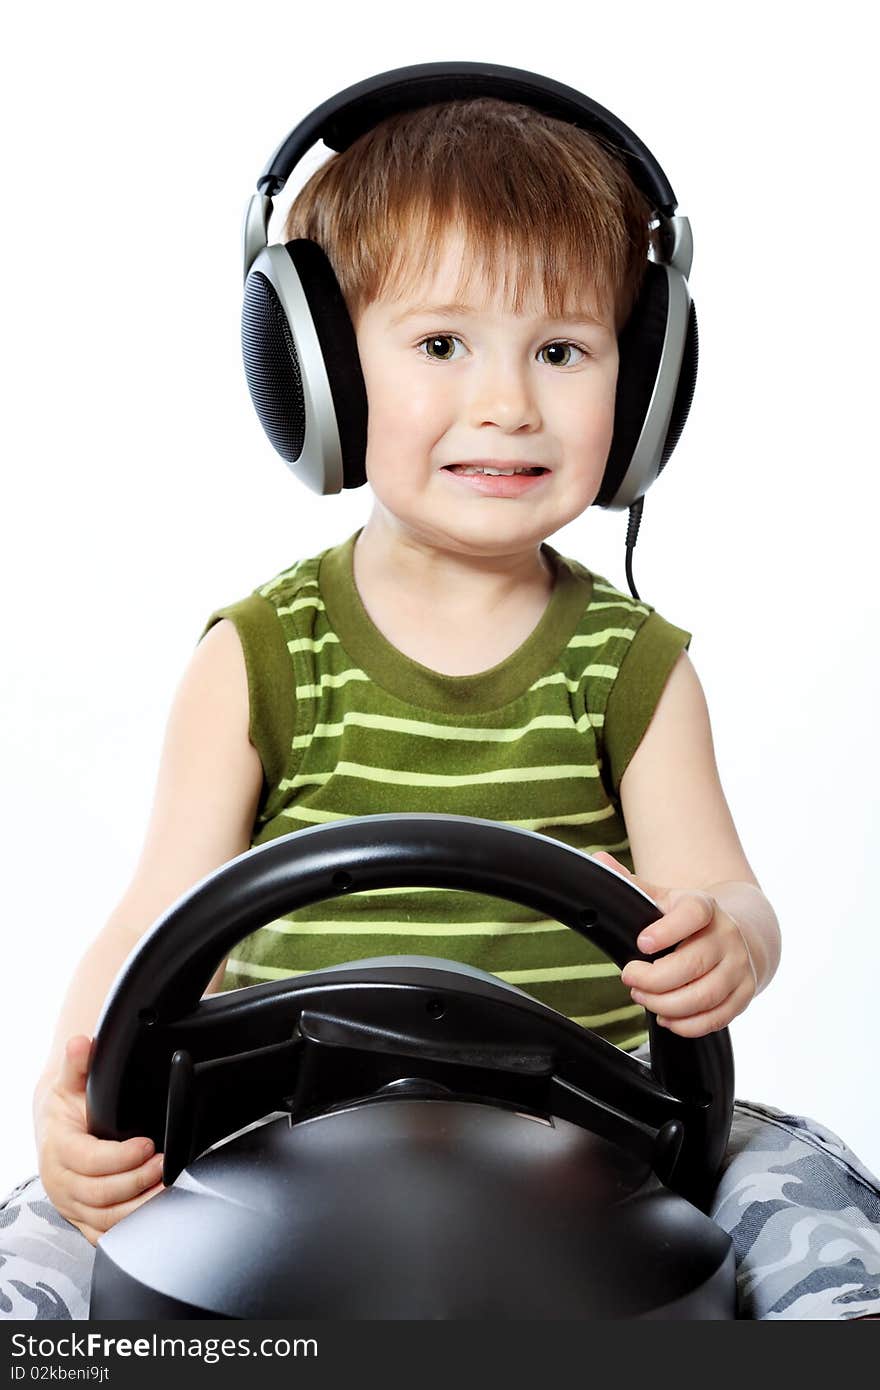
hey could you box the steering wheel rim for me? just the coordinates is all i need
[87,813,734,1207]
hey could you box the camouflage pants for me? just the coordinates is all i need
[3,1078,879,1320]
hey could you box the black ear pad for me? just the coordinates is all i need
[595,263,667,507]
[594,264,698,507]
[283,240,369,488]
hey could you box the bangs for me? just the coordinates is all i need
[284,97,655,334]
[375,201,615,328]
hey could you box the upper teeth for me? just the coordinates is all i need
[457,466,535,475]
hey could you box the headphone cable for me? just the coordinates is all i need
[624,498,643,601]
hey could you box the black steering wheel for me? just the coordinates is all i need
[86,814,734,1213]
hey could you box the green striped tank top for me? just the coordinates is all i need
[201,527,691,1051]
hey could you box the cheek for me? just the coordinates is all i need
[362,370,441,492]
[560,386,616,455]
[552,388,616,501]
[594,397,617,456]
[364,366,448,455]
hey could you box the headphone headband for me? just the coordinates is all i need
[256,61,677,216]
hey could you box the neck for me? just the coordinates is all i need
[354,506,555,614]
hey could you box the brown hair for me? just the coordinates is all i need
[282,98,657,335]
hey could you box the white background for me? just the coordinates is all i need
[2,1,877,1199]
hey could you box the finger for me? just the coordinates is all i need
[633,889,715,954]
[592,852,631,874]
[655,977,755,1038]
[86,1175,167,1234]
[61,1130,158,1179]
[591,853,667,907]
[621,930,722,994]
[65,1159,166,1229]
[72,1222,104,1248]
[627,955,740,1020]
[68,1150,165,1211]
[56,1036,92,1096]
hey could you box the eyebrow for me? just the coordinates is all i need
[389,301,610,330]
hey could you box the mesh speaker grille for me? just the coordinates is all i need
[659,300,699,472]
[242,272,306,463]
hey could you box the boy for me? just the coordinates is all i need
[9,93,878,1323]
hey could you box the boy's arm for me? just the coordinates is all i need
[33,619,264,1128]
[616,650,781,996]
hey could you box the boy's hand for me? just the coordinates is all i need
[36,1034,166,1247]
[593,852,758,1038]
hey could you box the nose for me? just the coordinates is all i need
[466,352,541,433]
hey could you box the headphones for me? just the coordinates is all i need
[241,61,697,517]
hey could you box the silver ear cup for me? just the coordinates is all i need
[602,214,695,511]
[605,262,694,510]
[241,243,345,495]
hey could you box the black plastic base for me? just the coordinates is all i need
[90,1103,736,1320]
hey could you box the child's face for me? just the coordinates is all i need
[353,225,619,559]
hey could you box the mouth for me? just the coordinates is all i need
[442,463,550,477]
[440,463,551,498]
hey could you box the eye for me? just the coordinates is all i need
[416,334,466,362]
[538,341,589,368]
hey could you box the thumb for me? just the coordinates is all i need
[592,851,634,877]
[591,852,667,907]
[58,1035,92,1095]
